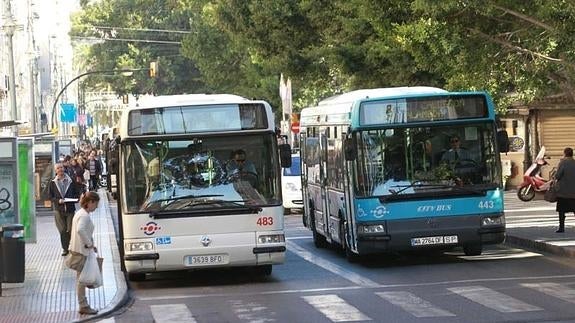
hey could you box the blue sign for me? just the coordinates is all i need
[60,103,77,123]
[156,236,172,245]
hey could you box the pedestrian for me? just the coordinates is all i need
[86,150,102,191]
[69,191,100,315]
[49,163,81,256]
[554,147,575,233]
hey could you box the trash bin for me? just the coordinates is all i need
[0,224,25,283]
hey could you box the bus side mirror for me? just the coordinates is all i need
[279,144,292,168]
[497,130,510,153]
[344,138,357,161]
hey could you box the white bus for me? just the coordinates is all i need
[115,94,291,280]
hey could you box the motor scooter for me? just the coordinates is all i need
[517,146,554,201]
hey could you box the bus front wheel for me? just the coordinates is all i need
[311,211,328,249]
[255,265,272,276]
[463,244,482,256]
[127,272,146,281]
[344,233,360,263]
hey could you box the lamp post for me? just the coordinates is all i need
[50,68,147,132]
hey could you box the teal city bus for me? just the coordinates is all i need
[299,87,509,261]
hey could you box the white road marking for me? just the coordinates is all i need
[448,286,542,313]
[523,282,575,303]
[150,304,197,323]
[376,291,455,317]
[505,206,555,213]
[302,294,371,322]
[230,299,276,322]
[137,274,575,301]
[286,236,313,240]
[95,319,115,323]
[287,240,380,288]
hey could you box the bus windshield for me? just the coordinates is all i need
[353,122,501,198]
[122,133,281,213]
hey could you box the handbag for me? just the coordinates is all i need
[544,180,558,203]
[64,251,86,272]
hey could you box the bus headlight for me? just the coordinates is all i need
[258,234,285,244]
[127,241,154,251]
[481,216,504,226]
[358,224,385,234]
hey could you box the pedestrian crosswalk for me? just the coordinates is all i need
[98,282,575,322]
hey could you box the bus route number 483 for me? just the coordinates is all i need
[257,217,274,226]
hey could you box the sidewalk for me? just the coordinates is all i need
[0,189,128,323]
[504,190,575,258]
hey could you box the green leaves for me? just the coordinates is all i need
[72,0,575,116]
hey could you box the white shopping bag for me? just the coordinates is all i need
[78,250,103,288]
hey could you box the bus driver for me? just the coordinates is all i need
[227,149,257,176]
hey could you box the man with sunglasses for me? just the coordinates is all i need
[441,135,472,164]
[227,149,257,177]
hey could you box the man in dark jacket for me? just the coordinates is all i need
[49,163,81,255]
[554,147,575,232]
[86,150,102,191]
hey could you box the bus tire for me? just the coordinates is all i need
[463,244,482,256]
[255,265,273,276]
[127,272,146,281]
[310,210,328,248]
[343,223,360,263]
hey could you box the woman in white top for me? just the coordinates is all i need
[69,191,100,315]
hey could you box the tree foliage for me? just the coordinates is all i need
[72,0,575,114]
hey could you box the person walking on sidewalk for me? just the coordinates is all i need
[49,163,82,256]
[69,191,101,315]
[554,147,575,233]
[87,150,102,191]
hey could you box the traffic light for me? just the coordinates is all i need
[149,61,158,78]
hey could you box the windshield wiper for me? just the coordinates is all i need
[153,193,224,204]
[389,182,487,196]
[184,199,262,212]
[388,181,443,195]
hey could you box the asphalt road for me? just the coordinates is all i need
[103,206,575,323]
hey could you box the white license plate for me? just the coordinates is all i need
[411,235,458,246]
[185,254,228,266]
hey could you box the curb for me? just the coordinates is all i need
[504,234,575,258]
[75,189,131,322]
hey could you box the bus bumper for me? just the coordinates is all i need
[356,214,505,254]
[123,233,285,273]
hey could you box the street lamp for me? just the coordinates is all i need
[50,68,148,131]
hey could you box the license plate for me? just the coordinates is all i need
[185,254,228,266]
[411,235,458,246]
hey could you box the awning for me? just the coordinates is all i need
[0,120,25,128]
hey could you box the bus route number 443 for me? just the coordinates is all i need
[478,200,495,209]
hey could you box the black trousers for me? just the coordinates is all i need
[54,210,73,250]
[89,175,99,190]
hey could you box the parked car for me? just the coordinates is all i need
[282,154,303,214]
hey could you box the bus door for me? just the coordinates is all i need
[300,133,310,227]
[303,135,324,235]
[317,131,330,240]
[342,133,357,251]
